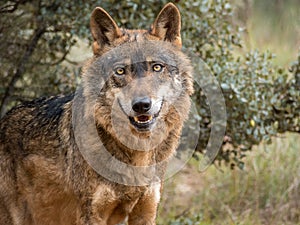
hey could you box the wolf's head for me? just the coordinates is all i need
[82,3,193,150]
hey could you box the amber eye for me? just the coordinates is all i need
[115,67,125,76]
[152,64,164,72]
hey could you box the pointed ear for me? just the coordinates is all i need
[150,3,182,48]
[90,7,122,55]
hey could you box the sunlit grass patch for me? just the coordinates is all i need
[158,133,299,225]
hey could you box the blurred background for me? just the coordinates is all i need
[161,1,300,224]
[0,0,299,224]
[160,131,299,225]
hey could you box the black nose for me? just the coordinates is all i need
[132,97,152,113]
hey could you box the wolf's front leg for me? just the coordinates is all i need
[78,200,119,225]
[127,183,161,225]
[80,185,125,225]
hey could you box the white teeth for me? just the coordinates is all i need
[134,115,153,123]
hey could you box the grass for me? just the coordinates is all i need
[158,133,300,225]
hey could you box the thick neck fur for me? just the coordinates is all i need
[60,99,182,188]
[96,121,182,167]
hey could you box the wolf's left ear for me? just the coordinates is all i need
[151,3,182,48]
[90,7,122,55]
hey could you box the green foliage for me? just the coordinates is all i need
[174,0,300,168]
[0,0,299,167]
[0,0,94,114]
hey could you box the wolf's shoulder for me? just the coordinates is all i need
[3,94,73,119]
[0,94,74,137]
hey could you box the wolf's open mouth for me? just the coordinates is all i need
[129,113,159,130]
[133,115,153,123]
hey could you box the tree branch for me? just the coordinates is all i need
[0,0,28,14]
[0,26,46,117]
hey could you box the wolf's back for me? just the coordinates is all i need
[0,95,73,157]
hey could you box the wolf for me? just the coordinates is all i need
[0,3,193,225]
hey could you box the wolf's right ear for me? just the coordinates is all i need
[151,3,182,48]
[90,7,122,55]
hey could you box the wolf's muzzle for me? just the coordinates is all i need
[130,96,155,130]
[132,97,152,114]
[117,96,163,132]
[129,96,160,131]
